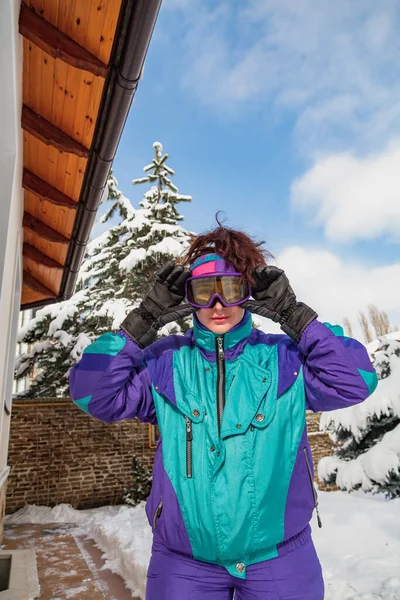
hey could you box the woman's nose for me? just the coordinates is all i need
[213,300,224,310]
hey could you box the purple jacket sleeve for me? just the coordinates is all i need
[69,330,156,424]
[298,319,378,412]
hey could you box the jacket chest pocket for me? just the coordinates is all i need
[221,362,276,439]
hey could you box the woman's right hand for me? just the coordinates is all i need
[120,261,193,348]
[146,261,192,317]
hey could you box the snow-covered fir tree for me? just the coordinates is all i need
[319,332,400,498]
[14,142,193,398]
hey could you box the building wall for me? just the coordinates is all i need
[6,401,335,514]
[0,0,24,538]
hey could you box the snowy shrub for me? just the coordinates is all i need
[122,457,153,507]
[319,333,400,498]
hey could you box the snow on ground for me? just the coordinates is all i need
[313,491,400,600]
[6,491,400,600]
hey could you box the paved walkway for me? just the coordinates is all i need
[2,523,139,599]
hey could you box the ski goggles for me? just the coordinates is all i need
[185,274,251,308]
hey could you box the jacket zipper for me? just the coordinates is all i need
[185,416,193,478]
[303,447,322,528]
[152,497,163,529]
[216,337,226,435]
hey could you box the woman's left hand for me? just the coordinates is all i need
[242,265,318,342]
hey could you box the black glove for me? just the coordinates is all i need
[242,266,317,342]
[120,261,194,348]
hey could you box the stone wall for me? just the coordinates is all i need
[6,400,334,514]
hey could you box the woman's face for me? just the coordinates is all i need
[196,301,245,334]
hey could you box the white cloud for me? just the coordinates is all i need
[290,141,400,242]
[165,0,400,156]
[271,246,400,341]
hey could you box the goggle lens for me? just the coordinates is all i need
[187,276,249,307]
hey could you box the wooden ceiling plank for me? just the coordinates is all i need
[53,154,72,241]
[63,154,79,202]
[55,150,73,208]
[26,134,41,185]
[64,207,78,242]
[85,0,108,62]
[81,74,104,148]
[73,73,96,149]
[46,60,67,198]
[98,0,121,66]
[23,242,64,270]
[52,155,78,240]
[23,212,70,245]
[72,157,87,202]
[61,65,83,143]
[23,132,29,166]
[39,52,55,122]
[51,57,68,130]
[44,0,59,27]
[23,38,30,106]
[28,43,42,115]
[23,168,77,209]
[24,190,39,223]
[43,0,60,28]
[45,146,60,192]
[30,267,63,297]
[23,269,57,298]
[55,245,68,268]
[58,0,76,39]
[22,284,48,305]
[22,105,89,158]
[72,0,92,49]
[19,2,108,78]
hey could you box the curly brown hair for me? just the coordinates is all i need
[178,213,274,286]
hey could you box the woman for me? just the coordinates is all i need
[70,225,377,600]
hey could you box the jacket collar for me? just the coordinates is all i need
[193,310,252,353]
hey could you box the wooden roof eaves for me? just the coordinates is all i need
[23,243,64,271]
[22,106,89,158]
[21,0,163,311]
[19,3,108,78]
[23,213,70,245]
[60,0,163,300]
[23,169,78,210]
[23,270,57,298]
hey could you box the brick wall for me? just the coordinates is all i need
[6,399,156,513]
[306,411,337,490]
[6,400,334,514]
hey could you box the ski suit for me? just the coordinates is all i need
[70,311,377,599]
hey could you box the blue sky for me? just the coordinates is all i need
[93,0,400,338]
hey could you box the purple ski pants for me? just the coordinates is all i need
[146,526,324,600]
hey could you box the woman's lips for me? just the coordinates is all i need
[212,316,228,321]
